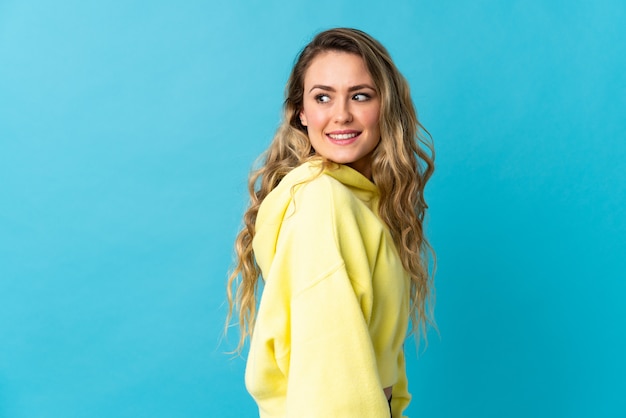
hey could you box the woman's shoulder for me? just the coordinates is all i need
[278,160,324,186]
[257,162,344,224]
[258,160,378,225]
[272,160,341,200]
[281,160,376,196]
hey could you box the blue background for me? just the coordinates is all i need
[1,1,624,417]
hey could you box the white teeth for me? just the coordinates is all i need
[328,133,358,140]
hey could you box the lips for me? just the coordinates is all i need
[326,130,361,144]
[328,132,358,140]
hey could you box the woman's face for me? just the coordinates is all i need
[299,51,381,179]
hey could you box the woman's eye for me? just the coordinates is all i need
[353,93,370,101]
[315,94,330,103]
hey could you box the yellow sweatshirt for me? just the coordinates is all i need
[246,161,411,418]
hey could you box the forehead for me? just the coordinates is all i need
[303,51,374,88]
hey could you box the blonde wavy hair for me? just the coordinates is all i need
[226,28,435,351]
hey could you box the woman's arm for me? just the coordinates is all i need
[249,174,406,417]
[279,177,390,416]
[285,264,391,417]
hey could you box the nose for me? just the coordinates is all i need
[334,100,353,124]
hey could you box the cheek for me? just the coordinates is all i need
[362,108,381,131]
[302,109,327,130]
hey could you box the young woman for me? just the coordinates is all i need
[227,28,435,418]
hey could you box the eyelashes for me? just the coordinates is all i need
[352,93,371,101]
[315,94,331,103]
[314,93,372,103]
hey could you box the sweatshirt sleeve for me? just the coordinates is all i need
[278,179,391,417]
[285,265,391,417]
[391,349,411,418]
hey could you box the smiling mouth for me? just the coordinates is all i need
[327,132,359,140]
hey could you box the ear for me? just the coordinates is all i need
[299,111,308,127]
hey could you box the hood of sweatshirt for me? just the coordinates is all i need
[252,160,380,278]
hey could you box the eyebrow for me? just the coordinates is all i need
[308,84,376,93]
